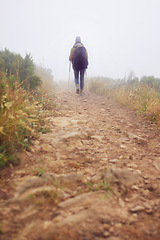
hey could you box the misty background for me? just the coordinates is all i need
[0,0,160,81]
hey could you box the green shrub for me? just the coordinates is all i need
[0,49,42,91]
[0,50,55,169]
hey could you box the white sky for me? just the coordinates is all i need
[0,0,160,80]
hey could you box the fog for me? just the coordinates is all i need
[1,0,160,81]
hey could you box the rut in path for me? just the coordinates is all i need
[0,88,160,240]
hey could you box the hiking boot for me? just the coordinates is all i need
[76,88,79,94]
[80,89,83,96]
[76,84,79,94]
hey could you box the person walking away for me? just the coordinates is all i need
[69,36,88,96]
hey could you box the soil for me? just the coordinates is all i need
[0,88,160,240]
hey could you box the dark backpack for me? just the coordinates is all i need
[73,46,88,70]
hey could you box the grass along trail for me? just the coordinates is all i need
[0,88,160,240]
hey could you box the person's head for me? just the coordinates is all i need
[75,36,81,43]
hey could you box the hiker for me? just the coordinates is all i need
[69,36,88,96]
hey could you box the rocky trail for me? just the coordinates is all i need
[0,88,160,240]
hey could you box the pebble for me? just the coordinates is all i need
[142,189,150,197]
[103,167,141,187]
[147,183,158,191]
[109,159,118,163]
[120,144,127,149]
[101,157,108,161]
[130,205,145,213]
[146,209,154,214]
[118,198,125,207]
[131,185,139,191]
[115,223,122,228]
[26,151,32,157]
[127,163,137,168]
[100,216,111,224]
[143,202,152,209]
[144,180,150,184]
[109,226,114,233]
[132,213,138,219]
[103,231,110,237]
[135,169,142,175]
[143,175,149,179]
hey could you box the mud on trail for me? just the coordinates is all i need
[0,88,160,240]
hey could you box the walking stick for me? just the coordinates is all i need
[85,70,89,95]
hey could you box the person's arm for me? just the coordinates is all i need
[86,49,88,60]
[69,47,75,62]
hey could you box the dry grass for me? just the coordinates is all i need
[89,77,160,126]
[114,83,160,125]
[89,77,114,96]
[0,71,56,168]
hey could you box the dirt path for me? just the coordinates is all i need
[0,88,160,240]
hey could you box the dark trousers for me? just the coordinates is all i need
[74,69,85,90]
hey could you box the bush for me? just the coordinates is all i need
[0,49,42,91]
[0,50,56,169]
[0,74,41,168]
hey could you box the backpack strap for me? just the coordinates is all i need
[73,43,84,48]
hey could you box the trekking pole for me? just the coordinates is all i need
[85,70,89,95]
[68,61,71,91]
